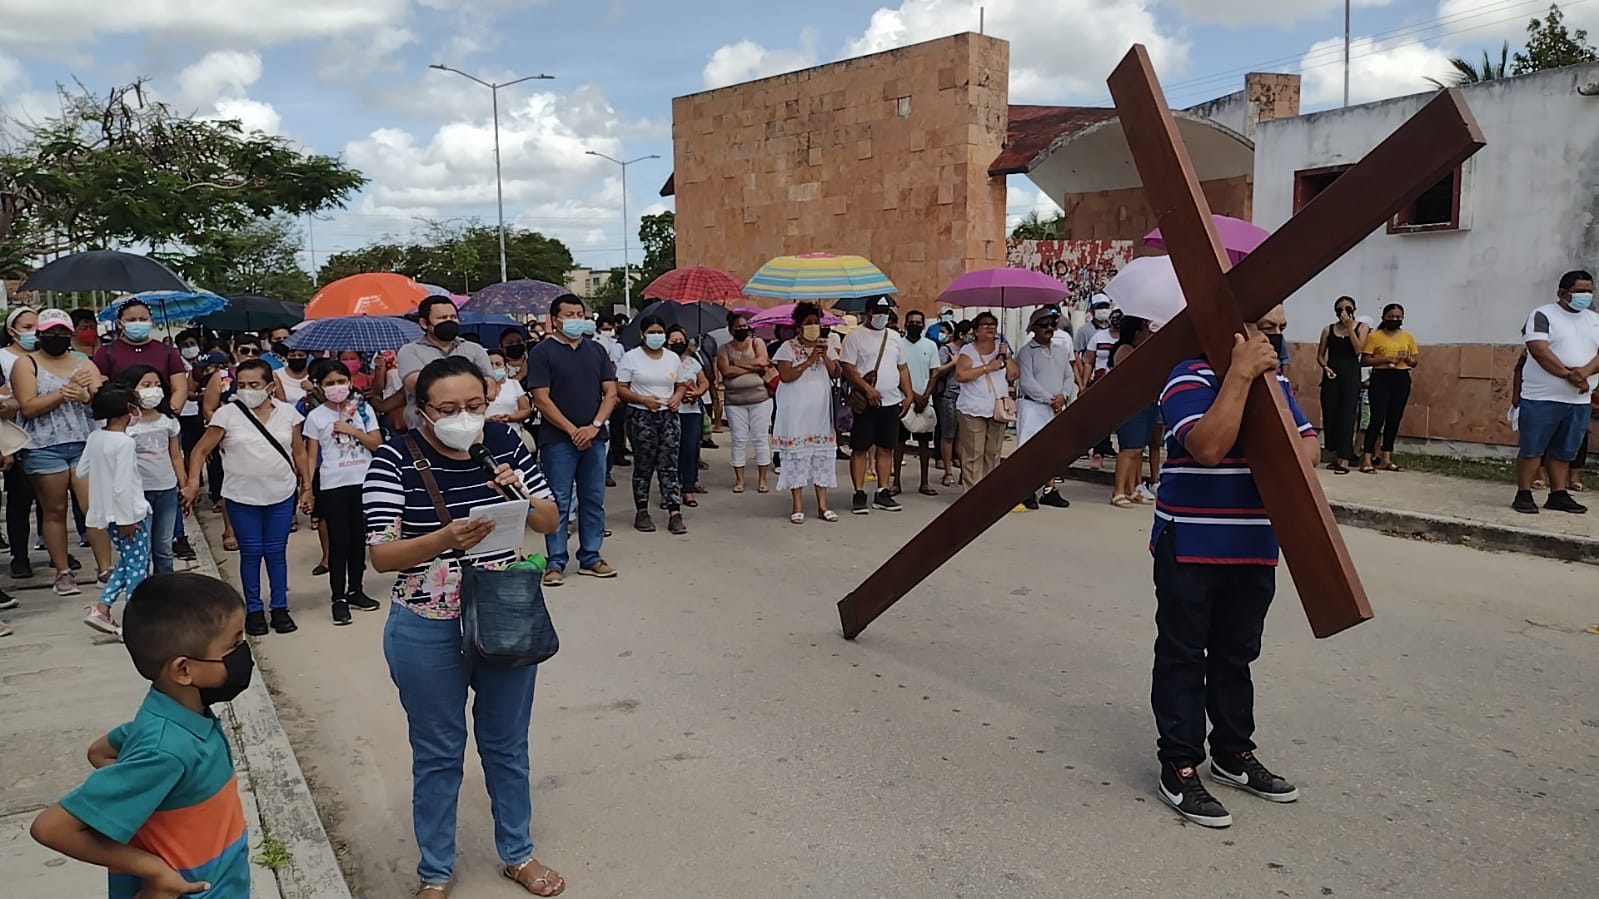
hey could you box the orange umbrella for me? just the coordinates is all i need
[305,273,430,319]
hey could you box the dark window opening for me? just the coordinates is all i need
[1389,170,1462,233]
[1292,165,1351,213]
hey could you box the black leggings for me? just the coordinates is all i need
[318,485,366,600]
[1363,369,1412,455]
[5,463,33,565]
[1319,364,1361,461]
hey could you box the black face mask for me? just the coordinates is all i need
[432,321,460,343]
[905,324,924,342]
[667,342,688,354]
[502,343,526,360]
[819,326,832,339]
[286,357,308,372]
[197,642,255,706]
[40,333,72,357]
[271,341,288,357]
[1266,333,1286,357]
[1379,319,1403,331]
[731,328,752,342]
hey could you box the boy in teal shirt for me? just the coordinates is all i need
[31,572,254,897]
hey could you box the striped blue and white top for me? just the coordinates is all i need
[1151,359,1315,566]
[363,422,552,619]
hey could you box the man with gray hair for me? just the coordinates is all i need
[1016,306,1076,509]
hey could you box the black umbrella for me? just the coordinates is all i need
[830,294,895,315]
[20,250,191,294]
[197,295,305,333]
[618,300,731,350]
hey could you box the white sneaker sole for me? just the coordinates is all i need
[1210,766,1301,803]
[0,597,17,611]
[1157,779,1233,828]
[83,612,120,635]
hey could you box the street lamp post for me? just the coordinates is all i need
[428,64,555,284]
[585,150,660,314]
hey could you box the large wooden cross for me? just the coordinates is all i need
[838,45,1485,641]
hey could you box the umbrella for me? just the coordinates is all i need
[619,300,729,349]
[744,252,896,300]
[420,283,451,297]
[286,316,423,353]
[747,303,844,330]
[197,295,305,333]
[457,311,527,347]
[642,267,745,305]
[462,280,569,317]
[98,290,227,326]
[1100,256,1185,326]
[1144,214,1268,265]
[306,273,430,319]
[830,294,896,315]
[938,267,1072,309]
[20,250,192,294]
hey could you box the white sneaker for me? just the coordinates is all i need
[1136,483,1157,502]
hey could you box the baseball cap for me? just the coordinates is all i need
[865,295,895,312]
[200,350,231,368]
[1028,307,1060,329]
[37,309,74,333]
[1090,294,1112,309]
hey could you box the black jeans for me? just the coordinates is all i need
[1320,364,1361,461]
[1150,527,1277,765]
[5,462,33,564]
[1362,368,1412,455]
[318,485,366,600]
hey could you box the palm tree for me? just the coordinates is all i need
[1427,42,1510,88]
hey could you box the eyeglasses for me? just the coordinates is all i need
[236,347,260,356]
[426,401,488,417]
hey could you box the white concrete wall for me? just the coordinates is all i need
[1253,63,1599,345]
[1185,90,1248,138]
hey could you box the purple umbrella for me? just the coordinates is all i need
[1144,214,1268,264]
[937,267,1072,309]
[462,279,569,317]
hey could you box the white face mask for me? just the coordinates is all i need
[136,387,164,409]
[870,314,890,330]
[428,411,485,451]
[236,388,270,409]
[180,345,200,361]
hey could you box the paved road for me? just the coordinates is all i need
[220,454,1599,899]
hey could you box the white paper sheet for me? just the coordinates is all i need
[464,498,530,557]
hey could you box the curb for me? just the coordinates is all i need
[1054,467,1599,565]
[187,522,353,899]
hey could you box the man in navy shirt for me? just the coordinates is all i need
[1149,309,1319,829]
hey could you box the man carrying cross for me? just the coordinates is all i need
[1150,310,1319,828]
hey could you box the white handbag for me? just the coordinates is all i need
[0,419,31,457]
[901,402,937,435]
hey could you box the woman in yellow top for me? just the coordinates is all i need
[1359,303,1419,472]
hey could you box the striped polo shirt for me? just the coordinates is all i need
[60,688,249,898]
[1151,358,1315,566]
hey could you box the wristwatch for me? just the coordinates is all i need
[592,419,606,429]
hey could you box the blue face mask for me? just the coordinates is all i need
[561,318,596,339]
[1570,292,1594,312]
[123,321,153,341]
[490,367,508,382]
[16,332,37,351]
[644,333,667,350]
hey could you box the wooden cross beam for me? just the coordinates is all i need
[838,45,1485,641]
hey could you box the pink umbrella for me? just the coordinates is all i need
[748,303,843,329]
[1144,214,1268,264]
[937,267,1072,308]
[450,294,470,307]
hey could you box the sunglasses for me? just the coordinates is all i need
[1336,306,1355,314]
[236,347,260,356]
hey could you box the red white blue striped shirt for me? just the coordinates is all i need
[1151,359,1315,566]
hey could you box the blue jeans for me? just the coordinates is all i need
[226,496,293,612]
[144,488,179,574]
[539,437,608,571]
[383,605,539,885]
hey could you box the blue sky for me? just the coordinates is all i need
[0,0,1583,277]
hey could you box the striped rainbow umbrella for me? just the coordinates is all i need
[743,252,896,300]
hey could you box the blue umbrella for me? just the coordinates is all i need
[462,279,568,317]
[98,290,228,326]
[286,316,422,353]
[458,311,526,346]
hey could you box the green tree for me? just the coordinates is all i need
[1427,42,1511,88]
[0,79,365,261]
[636,210,675,287]
[590,267,628,309]
[317,241,409,283]
[1009,208,1065,240]
[315,223,574,290]
[1512,4,1598,74]
[159,215,315,300]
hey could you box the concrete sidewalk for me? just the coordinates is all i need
[1061,459,1599,563]
[0,520,347,899]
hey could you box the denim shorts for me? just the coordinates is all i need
[1116,403,1161,451]
[21,441,85,476]
[1517,399,1590,461]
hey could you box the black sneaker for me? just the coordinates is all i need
[667,513,687,535]
[10,558,32,579]
[1023,494,1041,511]
[634,510,656,533]
[312,564,330,576]
[1157,761,1233,827]
[605,474,617,488]
[1210,751,1300,802]
[614,456,631,467]
[1512,490,1540,514]
[0,590,16,611]
[67,554,82,571]
[874,490,902,512]
[346,592,381,612]
[1545,490,1588,514]
[331,600,352,626]
[246,610,269,637]
[269,609,298,634]
[1039,489,1071,509]
[852,491,870,515]
[172,536,197,561]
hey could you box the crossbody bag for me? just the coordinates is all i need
[231,400,295,468]
[981,351,1016,423]
[848,328,890,415]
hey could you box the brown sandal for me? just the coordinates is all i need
[505,859,565,897]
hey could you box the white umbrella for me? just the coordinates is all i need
[1101,256,1186,327]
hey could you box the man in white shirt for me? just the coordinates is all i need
[894,308,943,497]
[840,295,913,515]
[1514,269,1599,514]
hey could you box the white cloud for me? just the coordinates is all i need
[1299,34,1454,105]
[1004,185,1063,231]
[1164,0,1392,28]
[702,29,820,89]
[172,51,282,136]
[0,53,21,94]
[0,0,410,46]
[316,26,418,83]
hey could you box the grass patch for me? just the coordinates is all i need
[1389,452,1516,483]
[254,833,291,871]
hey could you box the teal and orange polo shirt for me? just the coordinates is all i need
[59,687,249,897]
